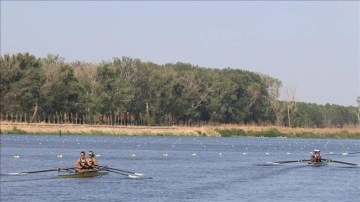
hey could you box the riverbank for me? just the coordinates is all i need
[1,122,360,138]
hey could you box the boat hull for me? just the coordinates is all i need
[308,161,328,167]
[58,169,108,178]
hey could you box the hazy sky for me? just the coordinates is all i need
[1,1,359,106]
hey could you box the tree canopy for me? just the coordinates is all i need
[0,53,358,128]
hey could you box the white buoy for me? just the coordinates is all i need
[131,153,136,157]
[163,153,168,157]
[13,155,19,159]
[57,154,62,158]
[191,153,196,156]
[95,154,100,157]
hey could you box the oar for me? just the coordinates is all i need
[106,167,144,176]
[323,159,359,166]
[326,151,360,156]
[272,159,309,164]
[342,151,360,155]
[107,170,141,179]
[1,167,74,176]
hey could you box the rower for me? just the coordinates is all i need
[87,151,99,169]
[75,151,90,172]
[311,149,322,163]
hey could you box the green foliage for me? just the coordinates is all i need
[217,128,282,137]
[6,127,27,134]
[42,65,85,116]
[248,129,282,137]
[216,129,360,139]
[0,53,45,121]
[1,53,358,128]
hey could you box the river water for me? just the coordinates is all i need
[0,134,359,202]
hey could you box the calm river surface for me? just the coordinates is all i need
[1,134,359,202]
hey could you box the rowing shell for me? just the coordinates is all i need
[308,161,328,167]
[58,169,108,178]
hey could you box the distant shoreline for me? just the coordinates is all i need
[1,122,360,138]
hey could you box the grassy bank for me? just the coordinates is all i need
[1,122,360,138]
[216,128,360,139]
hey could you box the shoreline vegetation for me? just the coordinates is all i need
[1,122,359,139]
[2,53,359,133]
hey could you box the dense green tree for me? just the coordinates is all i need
[0,53,44,122]
[1,52,357,128]
[42,65,85,122]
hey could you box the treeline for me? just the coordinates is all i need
[0,53,358,128]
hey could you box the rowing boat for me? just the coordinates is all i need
[308,161,328,167]
[58,169,108,178]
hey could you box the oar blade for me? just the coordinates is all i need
[107,167,144,176]
[107,169,151,179]
[128,174,152,179]
[128,174,140,179]
[1,172,29,176]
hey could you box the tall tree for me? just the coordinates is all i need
[284,87,297,127]
[0,53,44,122]
[261,74,283,125]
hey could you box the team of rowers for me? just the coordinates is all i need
[75,151,102,172]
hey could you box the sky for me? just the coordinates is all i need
[1,1,359,106]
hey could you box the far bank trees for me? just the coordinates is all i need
[0,53,358,128]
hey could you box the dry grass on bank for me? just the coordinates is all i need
[219,124,360,134]
[1,121,360,137]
